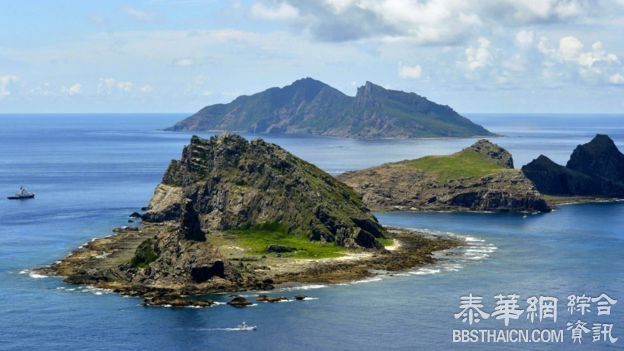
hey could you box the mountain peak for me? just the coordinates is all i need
[147,134,387,249]
[567,134,624,180]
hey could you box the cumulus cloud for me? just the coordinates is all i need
[466,37,492,71]
[250,0,598,44]
[97,78,134,95]
[609,73,624,84]
[62,83,82,96]
[558,36,584,61]
[525,34,623,85]
[398,62,423,79]
[515,30,535,47]
[250,2,300,20]
[0,75,18,98]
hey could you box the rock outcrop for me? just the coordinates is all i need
[339,140,550,212]
[522,135,624,197]
[144,133,386,249]
[166,78,494,139]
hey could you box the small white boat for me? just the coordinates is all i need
[7,186,35,200]
[237,321,257,331]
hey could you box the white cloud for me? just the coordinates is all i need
[578,41,619,68]
[97,78,134,95]
[140,84,154,94]
[515,30,535,47]
[255,0,597,44]
[527,34,624,85]
[0,75,18,98]
[465,37,492,71]
[173,58,195,67]
[558,36,583,61]
[250,2,299,20]
[123,6,155,22]
[62,83,82,96]
[609,73,624,84]
[398,62,423,79]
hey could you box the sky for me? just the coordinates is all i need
[1,0,624,113]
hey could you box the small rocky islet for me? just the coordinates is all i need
[36,133,623,307]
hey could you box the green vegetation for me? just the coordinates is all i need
[227,222,346,259]
[405,150,505,181]
[379,237,394,247]
[130,239,158,268]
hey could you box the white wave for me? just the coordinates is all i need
[279,284,327,291]
[409,268,441,275]
[350,276,383,284]
[20,269,49,279]
[78,286,113,295]
[463,236,485,243]
[302,297,319,301]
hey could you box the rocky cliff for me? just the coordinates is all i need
[143,133,386,249]
[522,134,624,197]
[339,140,550,212]
[166,78,494,139]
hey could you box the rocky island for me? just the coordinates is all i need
[166,78,494,139]
[339,140,550,213]
[37,134,459,306]
[522,134,624,200]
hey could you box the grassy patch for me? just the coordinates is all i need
[378,238,394,247]
[405,150,505,181]
[226,223,345,259]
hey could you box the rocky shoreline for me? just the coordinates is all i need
[35,224,460,307]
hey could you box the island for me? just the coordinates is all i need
[338,140,551,213]
[522,134,624,202]
[36,133,459,307]
[165,78,494,139]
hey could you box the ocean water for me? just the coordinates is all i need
[0,113,623,350]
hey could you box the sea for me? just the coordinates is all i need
[0,113,623,350]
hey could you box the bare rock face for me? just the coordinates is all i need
[144,133,386,249]
[180,200,205,241]
[522,135,624,197]
[339,140,550,213]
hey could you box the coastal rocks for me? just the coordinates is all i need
[144,133,387,249]
[256,295,288,303]
[144,293,214,308]
[228,296,253,307]
[339,140,550,213]
[522,135,624,197]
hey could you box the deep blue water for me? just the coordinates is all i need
[0,114,623,350]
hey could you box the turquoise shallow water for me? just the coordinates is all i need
[0,113,623,350]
